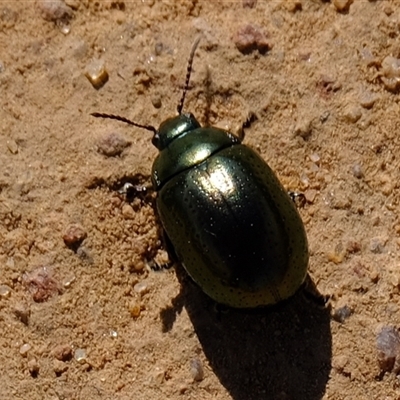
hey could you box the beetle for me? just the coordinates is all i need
[91,38,309,308]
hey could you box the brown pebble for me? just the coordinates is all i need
[383,5,393,16]
[151,95,162,109]
[36,0,73,23]
[85,59,109,90]
[233,24,271,54]
[304,189,317,204]
[332,0,353,12]
[128,302,141,318]
[22,266,60,302]
[293,118,312,139]
[343,105,362,123]
[63,223,87,247]
[122,204,135,219]
[53,359,69,376]
[96,132,131,156]
[242,0,257,8]
[284,0,302,12]
[14,303,30,325]
[64,0,80,10]
[53,344,73,361]
[7,139,18,154]
[316,75,341,98]
[359,91,378,109]
[28,359,40,377]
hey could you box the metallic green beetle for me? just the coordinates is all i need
[92,39,308,308]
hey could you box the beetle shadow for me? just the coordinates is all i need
[161,264,332,400]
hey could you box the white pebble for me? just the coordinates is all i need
[74,348,86,362]
[0,285,11,297]
[20,343,31,356]
[134,281,150,295]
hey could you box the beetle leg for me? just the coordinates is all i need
[148,259,173,271]
[118,182,134,195]
[302,274,329,307]
[288,191,306,208]
[236,111,258,141]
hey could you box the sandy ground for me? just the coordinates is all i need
[2,0,400,399]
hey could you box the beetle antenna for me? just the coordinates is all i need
[177,37,201,115]
[91,112,157,134]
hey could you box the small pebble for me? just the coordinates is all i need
[383,5,393,16]
[376,326,400,374]
[242,0,257,8]
[53,344,72,362]
[380,56,400,92]
[62,275,76,287]
[152,368,165,385]
[85,59,109,89]
[346,240,361,254]
[74,348,86,362]
[76,246,93,264]
[53,359,68,376]
[37,0,73,23]
[128,302,141,318]
[0,7,18,29]
[283,0,302,12]
[343,105,362,123]
[304,189,317,204]
[294,118,312,139]
[28,359,40,377]
[6,257,15,270]
[151,95,162,109]
[327,242,345,264]
[63,223,87,248]
[370,237,385,254]
[20,343,31,356]
[332,305,352,323]
[64,0,80,10]
[7,139,18,154]
[154,42,164,56]
[109,330,118,338]
[179,384,189,394]
[0,284,12,298]
[333,355,349,373]
[190,358,204,382]
[22,266,60,302]
[320,110,330,123]
[121,204,135,219]
[134,281,150,296]
[332,0,353,12]
[14,303,30,325]
[233,24,271,54]
[309,153,320,164]
[316,75,341,97]
[96,132,131,157]
[359,91,378,109]
[352,163,364,179]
